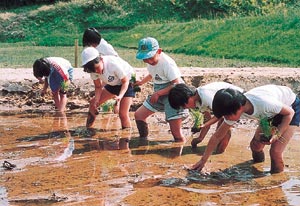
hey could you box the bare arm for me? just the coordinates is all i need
[115,76,130,102]
[135,74,152,86]
[191,121,232,172]
[150,78,181,104]
[93,79,103,109]
[270,104,295,144]
[41,77,49,96]
[202,116,219,128]
[196,111,213,142]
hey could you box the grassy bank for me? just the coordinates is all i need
[0,1,299,68]
[1,42,284,68]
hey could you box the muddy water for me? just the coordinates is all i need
[1,111,300,206]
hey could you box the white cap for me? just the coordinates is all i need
[81,47,99,66]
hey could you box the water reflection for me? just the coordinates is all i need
[1,111,300,205]
[131,142,184,158]
[48,111,75,161]
[282,179,300,206]
[0,186,8,206]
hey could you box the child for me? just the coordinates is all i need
[82,27,121,113]
[81,47,135,129]
[192,84,300,174]
[168,82,243,152]
[82,27,118,56]
[134,37,189,142]
[33,57,73,112]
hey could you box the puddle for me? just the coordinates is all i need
[0,186,9,206]
[282,179,300,206]
[1,110,300,205]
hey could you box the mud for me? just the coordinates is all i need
[1,111,300,206]
[1,67,300,205]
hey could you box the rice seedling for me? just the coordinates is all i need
[189,109,204,134]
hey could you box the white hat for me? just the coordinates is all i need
[81,47,99,66]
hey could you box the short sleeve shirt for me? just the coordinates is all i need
[47,57,72,78]
[197,82,244,112]
[147,52,183,84]
[46,57,73,91]
[90,55,134,86]
[225,84,296,125]
[96,38,118,56]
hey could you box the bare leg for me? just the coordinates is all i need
[86,89,114,128]
[216,129,231,154]
[215,118,231,154]
[250,128,265,163]
[52,91,67,112]
[270,126,294,174]
[134,105,154,138]
[169,118,186,142]
[119,97,133,128]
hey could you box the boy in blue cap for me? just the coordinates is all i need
[134,37,189,142]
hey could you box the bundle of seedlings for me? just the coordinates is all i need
[130,73,141,92]
[189,109,204,134]
[100,100,117,112]
[259,116,274,142]
[60,80,69,94]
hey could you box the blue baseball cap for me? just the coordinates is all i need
[136,37,159,60]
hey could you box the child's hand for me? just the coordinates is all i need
[134,80,142,86]
[113,99,120,114]
[150,93,160,104]
[114,95,120,101]
[190,160,205,172]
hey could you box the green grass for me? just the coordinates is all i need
[0,42,289,68]
[0,1,299,68]
[109,11,300,66]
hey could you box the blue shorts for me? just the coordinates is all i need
[105,84,135,97]
[291,96,300,126]
[143,82,189,121]
[49,67,73,92]
[271,96,300,127]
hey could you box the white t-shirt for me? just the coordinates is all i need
[197,82,244,112]
[47,57,72,77]
[225,84,296,125]
[147,52,183,84]
[90,55,133,86]
[95,38,118,56]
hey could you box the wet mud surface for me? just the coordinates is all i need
[1,111,300,206]
[1,67,300,205]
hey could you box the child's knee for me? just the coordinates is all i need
[269,147,283,160]
[250,138,264,151]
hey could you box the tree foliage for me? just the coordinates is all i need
[0,0,69,8]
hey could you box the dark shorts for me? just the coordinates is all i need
[104,84,135,97]
[271,96,300,127]
[291,96,300,126]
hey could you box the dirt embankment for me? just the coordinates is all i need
[1,67,300,112]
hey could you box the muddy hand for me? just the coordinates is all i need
[190,160,204,172]
[150,93,159,104]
